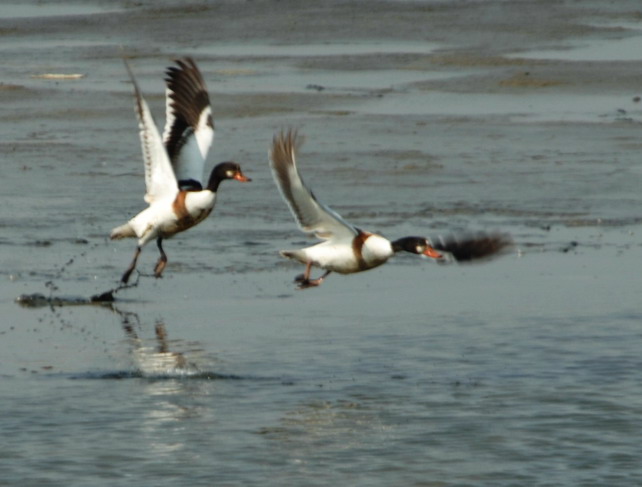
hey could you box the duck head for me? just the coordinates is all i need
[391,236,442,259]
[207,161,251,191]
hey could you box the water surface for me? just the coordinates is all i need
[2,1,642,486]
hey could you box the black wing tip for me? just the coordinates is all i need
[270,128,317,229]
[273,127,298,145]
[270,130,296,195]
[164,57,206,90]
[271,129,303,164]
[433,231,514,263]
[165,56,198,74]
[122,58,138,89]
[164,56,212,140]
[172,56,197,69]
[270,129,297,167]
[121,59,147,122]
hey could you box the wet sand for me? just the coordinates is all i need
[2,1,642,485]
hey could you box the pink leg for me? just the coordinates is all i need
[294,262,331,289]
[153,238,167,278]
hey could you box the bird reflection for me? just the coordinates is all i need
[118,310,200,377]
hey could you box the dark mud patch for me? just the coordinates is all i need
[15,292,113,308]
[15,275,140,308]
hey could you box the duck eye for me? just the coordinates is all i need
[226,170,235,178]
[415,244,425,254]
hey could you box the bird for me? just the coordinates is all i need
[269,129,511,289]
[110,58,251,284]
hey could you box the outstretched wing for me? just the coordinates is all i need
[269,129,358,241]
[432,231,513,262]
[124,60,178,204]
[162,57,214,187]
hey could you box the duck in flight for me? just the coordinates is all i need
[269,129,511,289]
[111,58,250,284]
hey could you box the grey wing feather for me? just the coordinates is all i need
[269,129,357,240]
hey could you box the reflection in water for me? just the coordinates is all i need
[118,311,203,378]
[15,288,234,459]
[115,310,215,458]
[125,321,189,375]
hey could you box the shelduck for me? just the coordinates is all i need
[269,129,510,289]
[111,58,250,284]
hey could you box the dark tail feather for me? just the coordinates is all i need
[432,231,513,262]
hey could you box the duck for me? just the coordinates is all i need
[269,129,511,289]
[110,58,251,284]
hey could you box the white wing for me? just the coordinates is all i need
[269,129,358,241]
[124,60,178,204]
[162,58,215,186]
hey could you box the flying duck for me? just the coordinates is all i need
[110,58,250,284]
[269,129,511,289]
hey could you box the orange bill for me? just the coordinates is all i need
[234,171,251,182]
[423,246,442,259]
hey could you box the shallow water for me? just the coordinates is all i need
[2,1,642,486]
[510,29,642,62]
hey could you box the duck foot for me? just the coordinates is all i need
[295,278,323,289]
[294,270,330,290]
[121,268,135,285]
[154,238,167,278]
[153,259,166,278]
[121,246,142,284]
